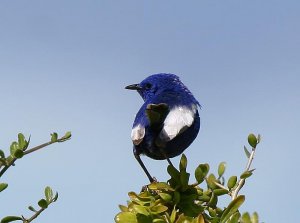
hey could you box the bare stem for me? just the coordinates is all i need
[23,208,45,223]
[231,147,256,200]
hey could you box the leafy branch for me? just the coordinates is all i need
[115,133,261,223]
[0,132,71,223]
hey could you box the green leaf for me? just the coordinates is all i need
[148,182,174,191]
[227,176,237,190]
[195,163,209,184]
[167,165,181,186]
[132,205,149,216]
[0,183,8,192]
[241,212,251,223]
[179,154,187,172]
[207,192,218,208]
[159,192,172,202]
[51,133,58,143]
[115,212,138,223]
[243,146,250,158]
[28,206,37,212]
[257,134,261,144]
[170,206,177,223]
[53,192,59,202]
[150,204,168,214]
[251,212,259,223]
[17,133,26,149]
[38,199,48,209]
[0,216,22,223]
[10,142,19,157]
[240,170,253,179]
[63,131,72,139]
[213,189,228,196]
[180,171,190,191]
[218,162,226,177]
[220,195,245,223]
[227,212,241,223]
[0,149,5,158]
[248,134,257,148]
[206,174,217,190]
[14,149,24,159]
[45,186,53,203]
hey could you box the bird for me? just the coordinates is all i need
[125,73,201,182]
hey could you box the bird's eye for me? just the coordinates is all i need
[145,83,152,90]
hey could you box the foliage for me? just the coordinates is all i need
[0,132,71,223]
[115,134,261,223]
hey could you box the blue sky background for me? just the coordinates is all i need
[0,0,299,222]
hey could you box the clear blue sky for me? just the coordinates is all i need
[0,0,299,222]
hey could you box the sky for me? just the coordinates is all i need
[0,0,299,222]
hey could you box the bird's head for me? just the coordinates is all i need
[125,73,192,101]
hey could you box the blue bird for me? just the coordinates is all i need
[125,74,201,182]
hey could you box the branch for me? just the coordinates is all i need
[0,133,71,178]
[231,147,256,200]
[22,208,45,223]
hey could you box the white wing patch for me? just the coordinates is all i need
[159,105,197,142]
[131,124,145,145]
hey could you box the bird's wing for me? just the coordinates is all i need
[145,103,169,129]
[159,105,197,142]
[131,103,169,146]
[131,124,145,145]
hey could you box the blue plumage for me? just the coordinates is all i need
[126,74,201,182]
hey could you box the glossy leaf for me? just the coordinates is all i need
[218,162,226,177]
[63,131,72,139]
[148,182,174,191]
[0,216,22,223]
[28,206,37,212]
[227,212,241,223]
[206,174,217,190]
[220,195,245,223]
[240,171,253,179]
[179,154,187,172]
[0,149,5,158]
[14,149,23,159]
[17,133,26,149]
[10,142,19,156]
[241,212,251,223]
[151,204,168,214]
[243,146,250,158]
[0,183,8,192]
[38,199,48,209]
[248,134,257,148]
[227,176,237,190]
[180,171,190,191]
[159,192,172,202]
[115,212,138,223]
[195,163,209,184]
[45,186,53,203]
[213,189,228,196]
[53,192,59,202]
[251,212,259,223]
[132,205,149,216]
[51,133,58,143]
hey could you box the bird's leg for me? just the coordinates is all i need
[166,157,174,167]
[133,150,155,183]
[158,147,175,168]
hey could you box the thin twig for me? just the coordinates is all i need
[0,137,68,178]
[23,141,54,155]
[231,147,256,200]
[23,208,45,223]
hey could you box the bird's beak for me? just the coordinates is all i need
[125,84,142,90]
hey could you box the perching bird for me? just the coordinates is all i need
[125,74,201,182]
